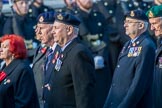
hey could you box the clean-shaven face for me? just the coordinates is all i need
[52,21,68,46]
[0,40,12,60]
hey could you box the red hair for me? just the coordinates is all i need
[0,34,27,59]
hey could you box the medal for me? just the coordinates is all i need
[55,58,62,71]
[158,57,162,68]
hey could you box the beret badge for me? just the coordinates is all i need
[148,11,154,18]
[130,11,135,17]
[39,16,44,22]
[57,14,63,20]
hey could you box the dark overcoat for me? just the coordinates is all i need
[0,59,39,108]
[153,39,162,108]
[32,45,48,107]
[47,38,96,108]
[104,34,156,108]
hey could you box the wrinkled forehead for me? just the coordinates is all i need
[53,21,66,27]
[65,0,76,3]
[13,0,29,3]
[125,17,137,21]
[149,17,162,23]
[125,17,143,23]
[78,0,92,3]
[36,23,52,29]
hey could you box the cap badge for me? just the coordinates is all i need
[39,16,44,22]
[148,11,154,18]
[57,14,63,20]
[130,11,135,17]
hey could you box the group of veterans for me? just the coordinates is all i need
[1,0,162,108]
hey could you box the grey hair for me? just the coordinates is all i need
[159,17,162,20]
[73,27,79,37]
[143,21,149,32]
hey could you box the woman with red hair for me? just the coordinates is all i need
[0,34,39,108]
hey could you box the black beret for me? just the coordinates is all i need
[125,9,148,21]
[54,12,81,27]
[37,11,55,24]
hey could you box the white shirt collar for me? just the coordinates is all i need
[50,43,58,52]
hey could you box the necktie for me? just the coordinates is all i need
[45,48,53,71]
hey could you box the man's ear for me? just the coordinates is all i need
[67,26,73,35]
[139,23,144,29]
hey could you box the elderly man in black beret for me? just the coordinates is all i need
[47,12,96,108]
[33,11,61,108]
[146,5,162,108]
[103,9,156,108]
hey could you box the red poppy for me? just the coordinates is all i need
[0,71,7,83]
[41,47,47,54]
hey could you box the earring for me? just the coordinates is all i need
[11,55,14,60]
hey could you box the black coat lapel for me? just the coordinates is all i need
[60,38,80,62]
[3,59,21,76]
[118,41,130,60]
[155,45,162,63]
[33,46,48,65]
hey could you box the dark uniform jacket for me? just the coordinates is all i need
[3,13,37,60]
[0,13,7,37]
[153,38,162,108]
[32,44,48,108]
[94,0,116,22]
[3,13,36,41]
[94,0,125,74]
[120,0,153,14]
[104,33,156,108]
[29,3,54,18]
[47,38,96,108]
[0,59,39,108]
[76,8,112,108]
